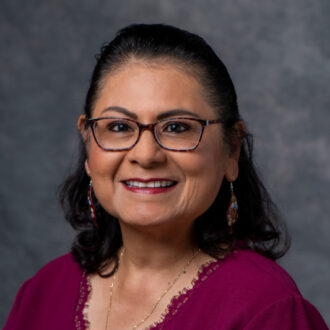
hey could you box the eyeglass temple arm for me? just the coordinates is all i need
[205,119,226,126]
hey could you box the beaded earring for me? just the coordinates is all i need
[88,180,98,228]
[226,182,238,227]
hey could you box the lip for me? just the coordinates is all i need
[122,177,176,183]
[120,178,178,194]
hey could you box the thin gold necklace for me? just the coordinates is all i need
[105,248,200,330]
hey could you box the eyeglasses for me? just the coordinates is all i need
[87,117,225,151]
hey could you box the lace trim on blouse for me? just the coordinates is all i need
[147,259,220,329]
[74,271,91,330]
[75,259,221,330]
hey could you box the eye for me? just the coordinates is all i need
[107,120,134,132]
[163,121,191,133]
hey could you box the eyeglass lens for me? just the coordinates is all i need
[92,118,203,151]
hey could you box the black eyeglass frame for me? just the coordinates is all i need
[87,116,225,152]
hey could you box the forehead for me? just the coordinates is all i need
[93,62,217,119]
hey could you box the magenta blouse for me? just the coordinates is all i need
[4,249,328,329]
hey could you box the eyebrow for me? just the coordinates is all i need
[101,106,200,120]
[157,109,200,120]
[101,106,138,119]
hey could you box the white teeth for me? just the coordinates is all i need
[125,180,175,188]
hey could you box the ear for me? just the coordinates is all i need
[225,159,239,182]
[85,159,91,177]
[77,114,91,177]
[77,114,88,143]
[225,120,246,182]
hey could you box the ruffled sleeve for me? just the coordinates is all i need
[244,295,328,330]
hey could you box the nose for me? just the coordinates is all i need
[126,129,167,167]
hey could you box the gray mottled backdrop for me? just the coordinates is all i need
[1,0,329,326]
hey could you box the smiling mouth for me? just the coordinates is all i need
[124,180,177,188]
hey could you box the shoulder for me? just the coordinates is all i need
[32,253,81,282]
[166,250,328,329]
[242,294,329,329]
[24,252,83,298]
[201,249,302,319]
[4,253,83,329]
[191,249,328,328]
[216,249,300,300]
[16,252,83,298]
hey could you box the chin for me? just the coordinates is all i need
[118,207,181,229]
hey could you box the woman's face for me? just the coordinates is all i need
[79,62,238,231]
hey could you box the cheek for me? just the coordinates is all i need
[177,143,226,215]
[87,144,110,176]
[87,137,123,174]
[189,135,226,185]
[86,142,123,209]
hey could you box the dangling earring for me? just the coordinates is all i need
[88,180,98,228]
[226,182,238,227]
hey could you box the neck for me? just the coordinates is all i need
[118,220,198,274]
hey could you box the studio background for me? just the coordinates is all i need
[1,0,329,326]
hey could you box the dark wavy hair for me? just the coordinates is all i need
[59,24,290,276]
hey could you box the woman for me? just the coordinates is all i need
[5,24,328,330]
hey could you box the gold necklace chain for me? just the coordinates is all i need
[105,248,200,330]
